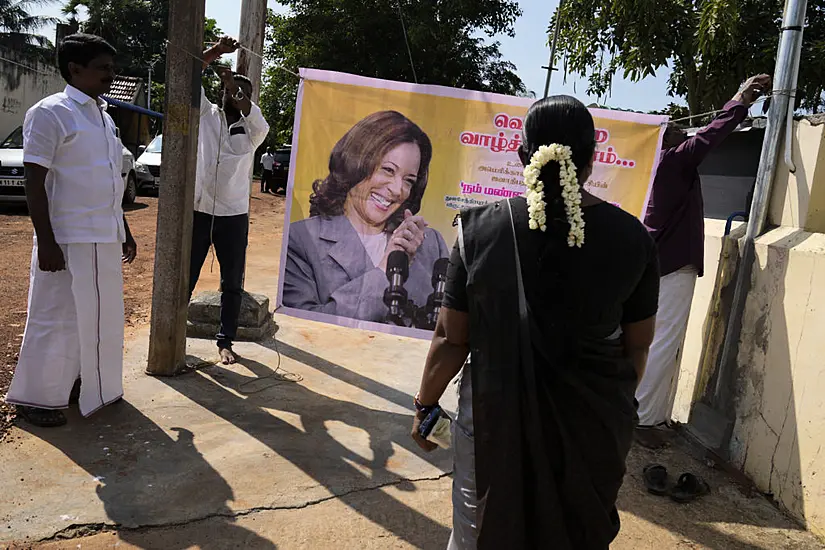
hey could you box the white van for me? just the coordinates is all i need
[0,126,138,205]
[135,135,162,193]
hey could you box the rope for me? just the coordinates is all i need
[187,336,303,396]
[667,90,795,125]
[166,39,302,80]
[396,1,418,84]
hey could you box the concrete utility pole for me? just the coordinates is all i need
[146,0,206,376]
[236,0,268,103]
[543,1,564,98]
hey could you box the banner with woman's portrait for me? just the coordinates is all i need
[277,69,668,339]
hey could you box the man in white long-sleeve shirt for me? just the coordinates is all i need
[189,36,270,365]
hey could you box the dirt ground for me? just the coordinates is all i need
[0,189,285,442]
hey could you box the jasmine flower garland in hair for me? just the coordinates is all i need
[523,144,585,247]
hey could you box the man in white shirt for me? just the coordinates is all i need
[260,148,275,193]
[5,34,137,427]
[189,36,270,365]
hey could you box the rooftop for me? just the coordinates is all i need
[107,75,143,103]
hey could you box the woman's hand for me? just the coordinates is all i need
[411,412,438,452]
[379,209,428,269]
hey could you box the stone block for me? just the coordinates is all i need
[187,290,276,342]
[186,316,276,341]
[188,290,270,328]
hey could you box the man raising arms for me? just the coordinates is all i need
[635,74,771,448]
[188,36,270,365]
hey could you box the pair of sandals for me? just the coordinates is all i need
[643,463,710,503]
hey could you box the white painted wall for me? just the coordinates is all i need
[0,48,65,141]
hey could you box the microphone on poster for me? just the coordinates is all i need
[415,258,448,331]
[383,251,409,325]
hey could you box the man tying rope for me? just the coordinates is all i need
[188,36,270,365]
[634,74,771,448]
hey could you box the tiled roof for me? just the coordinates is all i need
[108,76,142,103]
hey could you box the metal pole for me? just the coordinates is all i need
[147,65,152,110]
[543,1,564,98]
[714,0,807,408]
[146,0,205,376]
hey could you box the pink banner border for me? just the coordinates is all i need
[276,69,669,341]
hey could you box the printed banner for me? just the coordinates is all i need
[277,69,667,339]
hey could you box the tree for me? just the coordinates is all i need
[63,0,169,79]
[261,0,526,144]
[63,0,225,111]
[0,0,58,56]
[553,0,825,115]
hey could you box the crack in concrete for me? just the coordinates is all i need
[38,472,453,543]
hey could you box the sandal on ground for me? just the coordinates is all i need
[670,473,710,503]
[17,406,67,427]
[643,464,669,496]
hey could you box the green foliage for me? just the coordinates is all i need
[260,0,526,145]
[553,0,825,114]
[0,0,58,57]
[63,0,169,80]
[64,0,226,113]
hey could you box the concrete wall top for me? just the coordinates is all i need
[769,119,825,234]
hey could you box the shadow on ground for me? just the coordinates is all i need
[12,336,823,550]
[15,339,451,549]
[17,401,276,550]
[160,345,452,549]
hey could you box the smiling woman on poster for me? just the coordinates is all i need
[283,110,449,325]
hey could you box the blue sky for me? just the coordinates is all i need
[39,0,678,111]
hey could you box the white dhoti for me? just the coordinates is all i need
[635,266,698,427]
[6,238,124,417]
[448,363,477,550]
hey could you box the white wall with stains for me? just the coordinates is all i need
[0,48,65,141]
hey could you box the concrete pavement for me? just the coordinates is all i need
[1,315,823,549]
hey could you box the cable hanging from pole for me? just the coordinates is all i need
[396,1,418,84]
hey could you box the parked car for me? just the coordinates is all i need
[271,146,292,189]
[0,125,138,205]
[134,135,162,194]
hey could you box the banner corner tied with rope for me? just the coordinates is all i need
[276,70,667,339]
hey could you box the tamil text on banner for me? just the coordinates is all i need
[277,69,667,339]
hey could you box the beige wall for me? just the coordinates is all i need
[675,119,825,537]
[0,49,65,140]
[729,228,825,536]
[769,119,825,233]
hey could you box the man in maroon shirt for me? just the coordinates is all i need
[635,74,771,449]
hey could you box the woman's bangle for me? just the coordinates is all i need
[414,392,437,415]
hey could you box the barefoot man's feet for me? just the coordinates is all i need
[220,348,239,365]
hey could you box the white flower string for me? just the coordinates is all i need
[523,144,585,247]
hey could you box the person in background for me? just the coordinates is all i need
[412,95,659,548]
[634,74,771,449]
[5,33,137,426]
[188,36,270,365]
[260,147,275,193]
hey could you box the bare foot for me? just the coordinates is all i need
[219,348,238,365]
